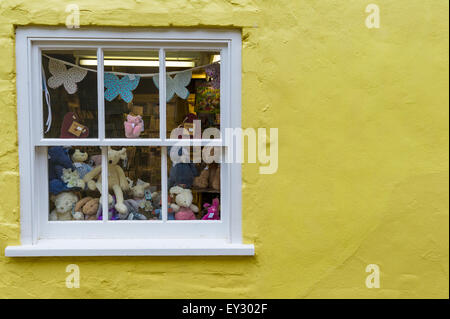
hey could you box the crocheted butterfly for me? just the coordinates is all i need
[47,59,88,94]
[104,73,141,103]
[153,70,192,102]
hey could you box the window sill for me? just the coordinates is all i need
[5,239,255,257]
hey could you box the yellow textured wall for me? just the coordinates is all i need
[0,0,448,298]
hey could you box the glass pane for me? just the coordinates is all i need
[165,50,220,139]
[42,51,98,138]
[167,146,221,221]
[103,50,160,138]
[48,146,102,221]
[106,146,162,221]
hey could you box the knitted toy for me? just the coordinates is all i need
[193,165,209,189]
[168,147,199,188]
[202,198,220,220]
[71,149,93,178]
[73,197,99,220]
[48,146,76,194]
[124,114,144,138]
[209,163,220,190]
[61,168,85,190]
[83,147,130,215]
[60,112,89,138]
[169,186,199,220]
[49,191,79,221]
[123,199,147,220]
[97,195,119,220]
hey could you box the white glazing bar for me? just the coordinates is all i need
[159,48,168,222]
[159,48,166,139]
[97,48,105,140]
[161,146,168,222]
[101,146,109,222]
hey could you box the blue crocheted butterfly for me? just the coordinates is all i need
[104,73,140,103]
[153,70,192,102]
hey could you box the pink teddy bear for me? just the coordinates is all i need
[124,114,144,138]
[202,198,220,220]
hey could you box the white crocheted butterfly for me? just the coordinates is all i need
[47,59,88,94]
[153,70,192,102]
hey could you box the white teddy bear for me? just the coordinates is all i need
[49,192,82,221]
[169,186,199,220]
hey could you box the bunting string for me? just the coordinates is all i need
[42,54,219,78]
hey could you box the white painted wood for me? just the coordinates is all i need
[15,31,33,245]
[11,27,245,256]
[36,138,224,147]
[5,239,254,257]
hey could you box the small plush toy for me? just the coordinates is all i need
[96,195,119,220]
[49,192,79,221]
[71,149,93,178]
[130,179,150,200]
[209,163,220,190]
[169,186,199,220]
[168,147,199,188]
[60,112,89,138]
[48,146,76,194]
[74,197,99,221]
[202,198,220,220]
[193,165,209,189]
[83,147,130,215]
[124,114,144,138]
[61,168,85,190]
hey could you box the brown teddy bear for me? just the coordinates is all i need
[193,165,209,189]
[74,197,100,220]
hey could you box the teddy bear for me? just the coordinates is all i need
[83,147,130,215]
[124,114,144,138]
[71,149,93,179]
[168,147,199,188]
[130,179,153,213]
[209,163,220,190]
[61,167,85,190]
[49,191,79,221]
[169,186,199,220]
[48,146,75,194]
[74,197,99,220]
[193,165,210,189]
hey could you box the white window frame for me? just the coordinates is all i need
[6,27,254,257]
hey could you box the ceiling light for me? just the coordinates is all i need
[79,59,195,67]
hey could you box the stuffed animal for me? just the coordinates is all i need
[71,149,93,178]
[97,195,119,220]
[130,179,153,213]
[193,165,209,189]
[209,163,220,190]
[123,199,148,220]
[169,186,199,220]
[49,192,79,221]
[202,198,220,220]
[83,147,130,214]
[124,114,144,138]
[130,179,151,200]
[60,112,89,138]
[74,197,99,220]
[168,147,199,188]
[61,168,85,190]
[48,146,78,194]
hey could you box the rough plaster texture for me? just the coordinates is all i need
[0,0,448,298]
